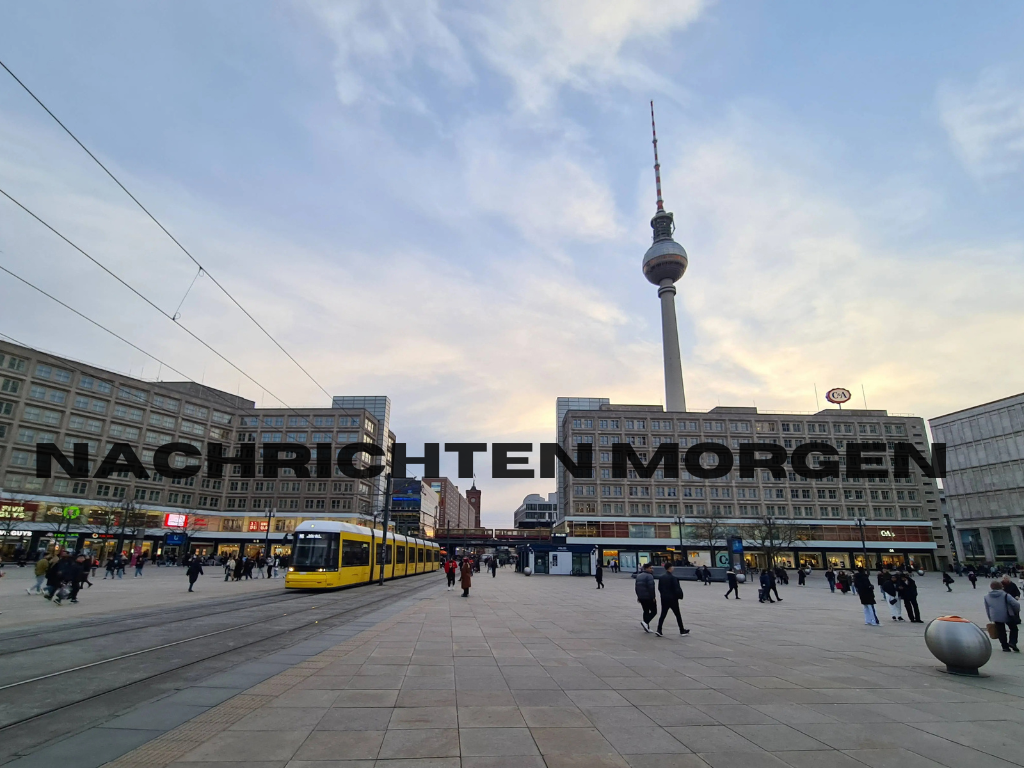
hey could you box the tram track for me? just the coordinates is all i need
[0,574,441,750]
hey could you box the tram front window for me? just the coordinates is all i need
[293,533,339,571]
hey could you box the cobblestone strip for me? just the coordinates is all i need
[100,611,413,768]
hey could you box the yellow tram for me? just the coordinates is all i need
[284,520,440,589]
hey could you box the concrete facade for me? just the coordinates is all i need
[423,477,474,530]
[514,492,558,529]
[930,392,1024,564]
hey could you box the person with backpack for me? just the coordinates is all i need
[635,562,657,633]
[656,563,689,637]
[984,580,1020,652]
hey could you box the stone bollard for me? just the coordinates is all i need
[523,567,532,576]
[736,572,746,583]
[924,615,992,675]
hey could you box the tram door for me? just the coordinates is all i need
[534,552,549,574]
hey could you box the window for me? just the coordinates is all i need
[1,378,21,394]
[183,403,208,418]
[5,356,27,372]
[149,413,176,429]
[286,432,307,442]
[152,394,180,412]
[114,405,144,421]
[117,386,148,403]
[313,416,334,427]
[262,432,282,442]
[181,420,205,436]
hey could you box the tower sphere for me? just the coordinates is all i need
[642,212,688,285]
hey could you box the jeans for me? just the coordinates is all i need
[657,601,685,633]
[30,574,45,592]
[903,597,921,622]
[995,622,1019,649]
[725,584,739,598]
[135,567,143,577]
[639,598,658,626]
[828,580,835,593]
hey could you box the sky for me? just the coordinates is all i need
[1,2,1023,525]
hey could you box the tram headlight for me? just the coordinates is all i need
[287,566,294,572]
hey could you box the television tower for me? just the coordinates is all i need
[643,102,688,412]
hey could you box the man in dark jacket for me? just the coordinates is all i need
[187,558,204,592]
[656,563,690,636]
[724,568,740,599]
[758,569,774,603]
[635,563,657,632]
[595,563,604,589]
[68,555,88,603]
[1001,575,1021,600]
[898,573,922,623]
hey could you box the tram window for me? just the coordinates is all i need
[376,544,392,564]
[396,545,406,564]
[341,539,370,567]
[418,547,424,563]
[433,549,439,562]
[293,533,339,571]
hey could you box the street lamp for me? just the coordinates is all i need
[674,515,687,565]
[377,473,393,586]
[855,517,869,571]
[116,498,136,555]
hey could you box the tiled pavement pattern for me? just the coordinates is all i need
[103,571,1022,768]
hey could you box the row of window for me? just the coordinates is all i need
[574,502,923,519]
[226,497,355,511]
[571,417,910,436]
[238,415,367,429]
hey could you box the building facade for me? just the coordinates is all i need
[929,393,1024,565]
[0,340,394,561]
[555,400,951,572]
[423,477,473,530]
[390,478,439,538]
[466,483,481,528]
[514,492,558,529]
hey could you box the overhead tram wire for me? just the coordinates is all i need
[0,187,297,415]
[0,58,332,402]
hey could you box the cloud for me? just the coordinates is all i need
[307,0,708,112]
[938,68,1024,179]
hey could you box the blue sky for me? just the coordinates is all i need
[1,2,1022,522]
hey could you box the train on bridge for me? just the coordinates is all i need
[435,528,552,542]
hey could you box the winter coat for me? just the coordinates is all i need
[634,571,656,601]
[759,571,772,589]
[1003,581,1022,600]
[460,561,472,589]
[899,577,918,599]
[34,558,50,577]
[985,590,1021,624]
[658,572,684,605]
[880,579,898,599]
[853,573,875,605]
[187,561,204,580]
[727,571,738,587]
[825,570,836,583]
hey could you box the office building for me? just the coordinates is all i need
[390,478,439,538]
[514,492,557,529]
[423,477,473,529]
[930,392,1024,564]
[0,340,394,561]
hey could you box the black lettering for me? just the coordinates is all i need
[264,444,311,479]
[316,443,332,479]
[893,442,945,479]
[683,442,732,480]
[613,442,679,479]
[393,443,440,478]
[792,442,840,480]
[155,442,203,480]
[739,442,787,480]
[337,442,386,479]
[540,443,593,479]
[94,442,150,479]
[444,443,488,478]
[492,443,534,479]
[847,442,888,480]
[35,442,89,479]
[206,442,256,479]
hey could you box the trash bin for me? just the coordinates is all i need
[924,615,992,675]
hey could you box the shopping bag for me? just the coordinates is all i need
[986,622,999,639]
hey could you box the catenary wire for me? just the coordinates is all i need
[0,58,333,401]
[0,188,297,413]
[0,267,293,418]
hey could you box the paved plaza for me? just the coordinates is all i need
[16,566,1012,768]
[0,562,285,628]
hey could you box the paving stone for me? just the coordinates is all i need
[529,727,616,755]
[388,707,459,729]
[377,728,461,759]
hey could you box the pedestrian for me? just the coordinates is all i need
[116,552,127,578]
[187,558,204,592]
[985,580,1021,652]
[724,568,740,599]
[490,558,498,578]
[234,556,244,581]
[769,568,782,602]
[898,573,922,623]
[134,557,145,578]
[880,573,903,621]
[460,558,473,597]
[1001,575,1021,600]
[444,558,457,590]
[854,567,880,625]
[703,565,712,585]
[655,563,689,637]
[69,554,88,603]
[243,557,254,580]
[968,570,978,589]
[27,555,51,595]
[758,569,774,603]
[798,567,807,586]
[825,567,836,593]
[225,556,236,582]
[635,562,658,632]
[595,562,604,589]
[44,552,73,606]
[943,571,955,592]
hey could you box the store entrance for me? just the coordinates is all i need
[533,552,548,574]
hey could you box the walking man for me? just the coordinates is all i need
[968,570,978,589]
[444,558,457,590]
[943,571,955,592]
[899,573,922,623]
[854,567,880,625]
[490,558,498,578]
[134,557,145,578]
[595,562,604,589]
[27,555,51,595]
[460,558,473,597]
[656,563,689,636]
[759,569,774,603]
[724,568,740,599]
[635,562,657,633]
[984,580,1020,652]
[825,567,836,593]
[187,558,204,592]
[225,556,236,582]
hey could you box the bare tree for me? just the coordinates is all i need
[743,515,808,569]
[691,508,727,565]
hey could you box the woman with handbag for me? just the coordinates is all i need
[984,580,1021,652]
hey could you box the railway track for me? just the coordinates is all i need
[0,574,441,763]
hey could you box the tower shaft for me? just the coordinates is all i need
[658,281,686,412]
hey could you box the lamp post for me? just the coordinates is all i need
[115,498,136,555]
[378,473,393,586]
[263,506,276,558]
[674,515,686,565]
[855,517,869,571]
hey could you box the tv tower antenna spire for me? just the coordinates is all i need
[651,100,664,212]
